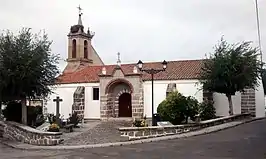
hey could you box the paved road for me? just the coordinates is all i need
[1,119,266,159]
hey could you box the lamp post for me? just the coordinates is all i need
[137,60,167,126]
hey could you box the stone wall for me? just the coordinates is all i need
[0,121,63,146]
[72,86,85,119]
[119,113,251,141]
[241,88,256,116]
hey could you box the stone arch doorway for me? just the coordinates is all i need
[103,78,134,118]
[118,93,132,117]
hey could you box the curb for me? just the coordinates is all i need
[1,117,265,150]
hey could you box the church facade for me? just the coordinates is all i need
[44,13,265,121]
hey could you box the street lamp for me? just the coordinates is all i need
[137,60,168,126]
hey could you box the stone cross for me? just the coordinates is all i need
[53,96,63,124]
[77,5,82,15]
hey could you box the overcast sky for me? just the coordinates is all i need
[0,0,265,71]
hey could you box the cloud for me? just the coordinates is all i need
[0,0,265,72]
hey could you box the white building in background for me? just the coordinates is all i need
[44,12,265,120]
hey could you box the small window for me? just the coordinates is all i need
[84,40,88,59]
[72,39,77,58]
[93,88,99,100]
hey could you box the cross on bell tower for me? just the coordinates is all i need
[77,5,83,25]
[117,52,121,66]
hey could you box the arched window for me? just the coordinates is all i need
[84,40,88,59]
[72,39,76,58]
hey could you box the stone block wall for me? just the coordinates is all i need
[241,88,256,116]
[72,86,85,119]
[119,113,251,141]
[0,121,63,146]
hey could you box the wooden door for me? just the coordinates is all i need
[118,93,132,117]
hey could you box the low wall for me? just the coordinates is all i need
[0,121,63,146]
[119,113,251,141]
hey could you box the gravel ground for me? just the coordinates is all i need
[62,120,132,145]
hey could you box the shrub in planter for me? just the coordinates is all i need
[133,115,148,127]
[48,114,56,124]
[199,100,216,121]
[48,123,60,132]
[68,112,81,127]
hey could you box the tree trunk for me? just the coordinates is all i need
[21,98,27,125]
[226,94,234,116]
[0,100,2,120]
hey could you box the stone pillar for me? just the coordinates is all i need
[21,98,27,125]
[100,95,108,119]
[241,88,256,116]
[131,87,144,119]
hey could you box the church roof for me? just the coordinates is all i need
[56,59,205,84]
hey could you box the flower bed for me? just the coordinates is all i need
[118,113,251,141]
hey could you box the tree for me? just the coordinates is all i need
[0,28,60,124]
[200,38,262,115]
[261,69,266,95]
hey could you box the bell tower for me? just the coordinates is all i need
[64,5,100,73]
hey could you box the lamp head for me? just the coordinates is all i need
[137,60,143,70]
[162,60,167,70]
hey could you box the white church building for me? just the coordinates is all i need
[44,13,265,121]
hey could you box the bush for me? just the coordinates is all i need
[186,96,200,122]
[132,115,148,127]
[2,101,22,123]
[48,123,60,132]
[157,91,191,125]
[68,112,81,127]
[2,101,44,127]
[199,100,216,120]
[48,114,56,124]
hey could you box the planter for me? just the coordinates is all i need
[47,128,60,132]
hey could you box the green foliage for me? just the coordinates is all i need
[0,28,60,101]
[48,114,56,124]
[3,101,22,123]
[157,91,199,125]
[48,123,60,132]
[199,100,216,121]
[2,101,44,127]
[68,112,81,127]
[132,115,148,127]
[200,38,262,95]
[186,96,200,122]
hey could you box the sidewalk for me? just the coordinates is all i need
[0,117,264,150]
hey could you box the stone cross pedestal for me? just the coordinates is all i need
[53,96,63,125]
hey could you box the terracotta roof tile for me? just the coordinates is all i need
[56,59,205,84]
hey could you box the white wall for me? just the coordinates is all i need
[45,83,100,120]
[143,80,203,118]
[213,92,241,116]
[255,79,265,117]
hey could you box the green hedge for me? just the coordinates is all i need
[2,101,44,127]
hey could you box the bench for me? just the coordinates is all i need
[64,124,74,133]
